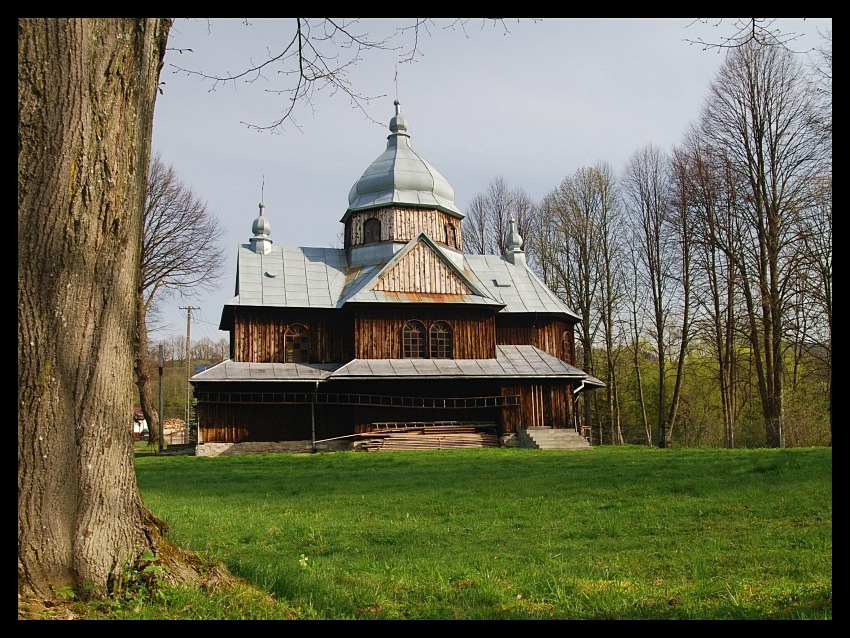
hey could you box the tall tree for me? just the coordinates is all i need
[699,40,824,447]
[666,145,697,445]
[622,145,678,447]
[678,129,742,448]
[587,163,626,446]
[532,166,615,440]
[136,153,225,447]
[19,18,173,600]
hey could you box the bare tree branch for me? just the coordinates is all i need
[684,18,814,53]
[166,18,536,133]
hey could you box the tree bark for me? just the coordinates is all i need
[18,18,172,600]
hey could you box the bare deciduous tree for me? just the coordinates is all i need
[699,40,824,447]
[462,176,537,256]
[622,145,678,447]
[685,18,813,52]
[678,128,742,448]
[532,166,618,441]
[168,18,526,133]
[135,153,226,447]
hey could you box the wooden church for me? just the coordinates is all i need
[191,101,602,456]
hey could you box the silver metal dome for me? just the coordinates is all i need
[344,100,463,220]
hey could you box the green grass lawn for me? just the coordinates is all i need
[94,445,833,619]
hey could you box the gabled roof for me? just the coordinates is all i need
[219,240,581,329]
[338,232,502,307]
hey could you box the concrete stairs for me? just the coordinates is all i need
[518,427,592,451]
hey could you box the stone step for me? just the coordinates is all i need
[519,428,592,450]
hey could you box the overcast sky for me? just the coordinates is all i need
[150,17,831,346]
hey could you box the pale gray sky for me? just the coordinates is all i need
[150,17,831,345]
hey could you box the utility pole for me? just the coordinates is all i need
[180,306,197,444]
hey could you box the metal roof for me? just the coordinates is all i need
[223,237,579,320]
[465,255,580,319]
[192,360,340,382]
[342,100,463,220]
[333,346,589,380]
[193,345,591,383]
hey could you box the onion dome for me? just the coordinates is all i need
[249,202,273,254]
[344,100,463,220]
[506,218,523,252]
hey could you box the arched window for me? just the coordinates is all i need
[402,320,427,358]
[284,323,310,363]
[364,218,381,244]
[429,321,453,359]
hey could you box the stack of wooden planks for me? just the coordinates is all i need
[360,425,500,452]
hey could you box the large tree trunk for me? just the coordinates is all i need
[18,18,172,600]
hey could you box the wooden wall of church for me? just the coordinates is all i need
[373,242,470,294]
[231,307,349,363]
[353,306,496,359]
[346,206,463,250]
[496,315,576,365]
[501,382,574,433]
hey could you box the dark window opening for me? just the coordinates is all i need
[284,323,310,363]
[445,223,457,249]
[403,320,454,359]
[364,218,381,244]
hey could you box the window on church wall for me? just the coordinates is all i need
[284,323,310,363]
[402,320,453,359]
[364,218,381,244]
[445,223,457,249]
[402,320,426,358]
[429,321,453,359]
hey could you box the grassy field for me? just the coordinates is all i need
[75,445,834,619]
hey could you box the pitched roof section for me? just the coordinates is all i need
[220,240,580,326]
[332,346,590,380]
[465,254,581,320]
[192,359,340,382]
[192,345,595,383]
[339,233,501,307]
[226,245,348,310]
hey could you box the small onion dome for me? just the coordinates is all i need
[506,217,523,252]
[252,202,271,238]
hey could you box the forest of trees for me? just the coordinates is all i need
[462,35,832,450]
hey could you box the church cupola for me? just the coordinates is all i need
[249,202,273,254]
[342,101,465,266]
